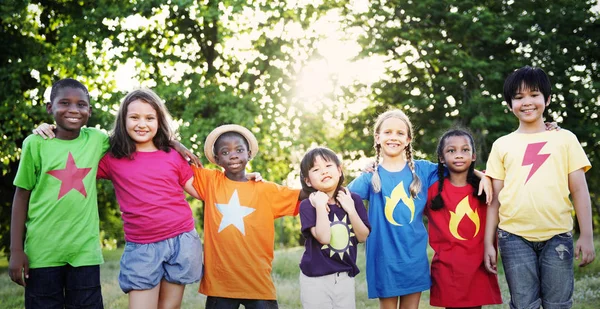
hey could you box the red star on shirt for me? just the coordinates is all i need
[47,152,92,200]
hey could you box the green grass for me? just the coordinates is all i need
[1,237,600,308]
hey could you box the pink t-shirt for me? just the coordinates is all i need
[97,149,195,243]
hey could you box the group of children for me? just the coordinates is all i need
[8,65,595,309]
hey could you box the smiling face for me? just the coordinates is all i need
[440,135,475,174]
[125,99,159,151]
[510,84,549,126]
[305,155,342,195]
[214,133,251,180]
[46,87,91,140]
[375,117,412,158]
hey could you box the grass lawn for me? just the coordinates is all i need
[1,238,599,308]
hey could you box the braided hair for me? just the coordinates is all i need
[430,129,486,210]
[371,109,420,198]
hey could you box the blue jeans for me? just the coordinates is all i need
[205,296,278,309]
[25,265,103,309]
[498,229,574,309]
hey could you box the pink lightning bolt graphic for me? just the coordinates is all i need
[522,142,550,184]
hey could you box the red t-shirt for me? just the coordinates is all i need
[425,179,502,307]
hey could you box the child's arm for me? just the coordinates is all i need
[484,178,503,274]
[309,191,332,245]
[569,168,596,267]
[170,141,201,166]
[32,123,55,139]
[337,188,370,242]
[474,170,493,204]
[9,187,31,286]
[183,177,201,200]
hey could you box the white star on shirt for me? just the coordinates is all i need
[216,190,255,235]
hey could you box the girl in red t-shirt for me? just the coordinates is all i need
[425,129,502,309]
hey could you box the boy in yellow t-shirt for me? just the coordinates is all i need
[483,66,595,309]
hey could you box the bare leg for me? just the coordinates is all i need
[157,279,185,309]
[398,292,421,309]
[129,285,160,309]
[379,296,399,309]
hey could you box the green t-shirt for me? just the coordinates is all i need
[13,127,109,268]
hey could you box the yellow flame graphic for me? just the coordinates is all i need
[448,196,480,240]
[384,181,415,226]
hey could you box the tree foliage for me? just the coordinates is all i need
[341,0,600,230]
[2,0,599,256]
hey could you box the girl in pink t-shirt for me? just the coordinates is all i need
[97,88,202,309]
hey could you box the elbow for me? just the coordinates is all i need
[315,234,331,245]
[357,231,370,243]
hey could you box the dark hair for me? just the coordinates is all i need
[110,88,174,159]
[214,131,251,158]
[50,78,90,103]
[430,129,486,210]
[299,147,345,196]
[503,66,551,108]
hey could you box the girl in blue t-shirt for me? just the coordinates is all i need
[348,109,491,309]
[298,147,370,309]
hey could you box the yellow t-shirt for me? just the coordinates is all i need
[486,130,591,241]
[192,166,300,300]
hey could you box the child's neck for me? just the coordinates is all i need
[225,170,248,182]
[135,143,158,152]
[448,171,468,187]
[54,128,81,140]
[516,119,546,133]
[323,188,338,204]
[380,155,407,172]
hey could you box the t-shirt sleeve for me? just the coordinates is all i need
[100,131,109,154]
[347,172,372,200]
[97,154,110,180]
[191,166,218,200]
[352,193,370,230]
[174,151,193,187]
[420,160,439,189]
[485,140,505,180]
[299,199,316,237]
[265,183,301,218]
[566,132,591,173]
[13,135,40,190]
[424,181,440,217]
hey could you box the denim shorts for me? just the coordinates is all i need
[25,264,103,309]
[498,229,574,309]
[119,229,203,293]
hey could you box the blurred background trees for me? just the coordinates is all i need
[2,0,599,254]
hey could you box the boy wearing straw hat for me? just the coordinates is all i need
[192,124,306,308]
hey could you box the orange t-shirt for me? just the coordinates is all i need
[192,166,300,299]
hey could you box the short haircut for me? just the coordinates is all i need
[214,132,250,154]
[503,66,551,108]
[50,78,90,103]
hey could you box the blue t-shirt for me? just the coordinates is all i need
[348,160,438,298]
[299,192,370,277]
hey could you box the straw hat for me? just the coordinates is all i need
[204,124,259,165]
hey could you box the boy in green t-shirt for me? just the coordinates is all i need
[9,78,107,308]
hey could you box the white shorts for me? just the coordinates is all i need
[299,271,355,309]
